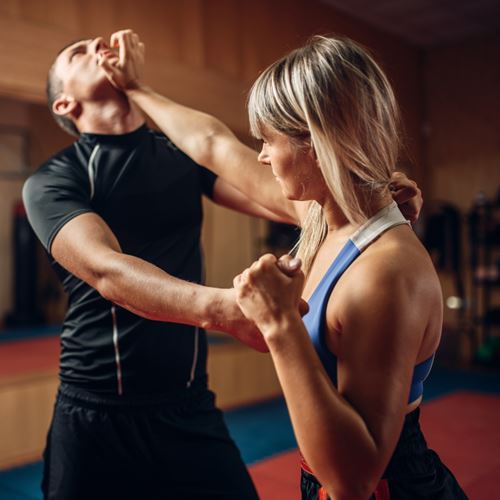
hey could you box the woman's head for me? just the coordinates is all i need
[248,35,400,223]
[248,36,401,271]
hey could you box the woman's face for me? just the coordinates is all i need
[257,125,325,201]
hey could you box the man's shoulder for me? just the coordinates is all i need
[31,142,87,179]
[24,142,90,196]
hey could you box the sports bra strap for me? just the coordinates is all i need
[350,201,410,252]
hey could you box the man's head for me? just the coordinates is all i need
[47,38,120,136]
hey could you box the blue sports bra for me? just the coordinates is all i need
[303,202,434,404]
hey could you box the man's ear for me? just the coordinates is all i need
[52,95,78,117]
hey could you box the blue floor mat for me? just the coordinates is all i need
[0,462,43,500]
[0,326,60,343]
[224,397,296,465]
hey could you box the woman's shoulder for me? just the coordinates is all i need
[333,225,442,312]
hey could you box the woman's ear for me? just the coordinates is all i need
[309,141,319,166]
[52,95,78,117]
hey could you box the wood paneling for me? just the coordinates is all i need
[425,35,500,211]
[0,0,422,142]
[0,372,58,470]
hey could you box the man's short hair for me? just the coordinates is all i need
[46,41,82,137]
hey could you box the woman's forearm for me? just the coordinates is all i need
[127,86,231,168]
[265,315,386,498]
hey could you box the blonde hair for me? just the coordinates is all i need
[248,36,400,272]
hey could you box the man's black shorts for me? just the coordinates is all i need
[42,383,259,500]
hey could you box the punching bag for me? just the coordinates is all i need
[5,200,41,327]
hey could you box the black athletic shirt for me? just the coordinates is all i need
[23,125,216,396]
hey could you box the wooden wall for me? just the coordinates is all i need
[425,34,500,211]
[0,0,423,322]
[0,0,422,142]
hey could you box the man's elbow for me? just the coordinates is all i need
[92,263,124,303]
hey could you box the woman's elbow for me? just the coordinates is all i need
[317,465,381,500]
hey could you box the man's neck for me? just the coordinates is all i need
[76,96,146,135]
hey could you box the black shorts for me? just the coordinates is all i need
[42,383,258,500]
[300,407,468,499]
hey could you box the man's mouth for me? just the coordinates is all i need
[98,49,118,59]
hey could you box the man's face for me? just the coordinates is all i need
[53,37,119,101]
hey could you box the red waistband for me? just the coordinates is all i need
[300,455,315,475]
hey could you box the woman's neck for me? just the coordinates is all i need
[321,189,393,237]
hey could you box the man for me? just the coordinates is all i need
[23,31,422,500]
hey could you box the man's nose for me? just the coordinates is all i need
[92,37,108,53]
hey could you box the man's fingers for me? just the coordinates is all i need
[98,54,119,85]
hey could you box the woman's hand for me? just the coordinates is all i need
[389,171,423,224]
[234,254,306,338]
[98,29,145,91]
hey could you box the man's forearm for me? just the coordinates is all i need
[96,251,222,329]
[95,251,268,351]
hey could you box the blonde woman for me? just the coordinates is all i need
[233,39,466,499]
[99,31,465,499]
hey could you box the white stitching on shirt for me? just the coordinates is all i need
[111,305,123,395]
[87,145,100,200]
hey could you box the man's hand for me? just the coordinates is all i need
[98,29,145,91]
[234,254,306,336]
[389,171,423,224]
[212,289,269,353]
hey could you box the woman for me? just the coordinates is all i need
[99,31,465,499]
[232,37,467,499]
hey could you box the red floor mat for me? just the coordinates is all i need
[249,392,500,499]
[0,337,59,379]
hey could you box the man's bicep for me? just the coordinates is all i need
[23,168,94,252]
[51,212,122,286]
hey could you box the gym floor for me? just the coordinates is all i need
[0,364,499,499]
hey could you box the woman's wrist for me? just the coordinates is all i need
[126,84,153,100]
[260,311,304,348]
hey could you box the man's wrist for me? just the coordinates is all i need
[198,287,231,332]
